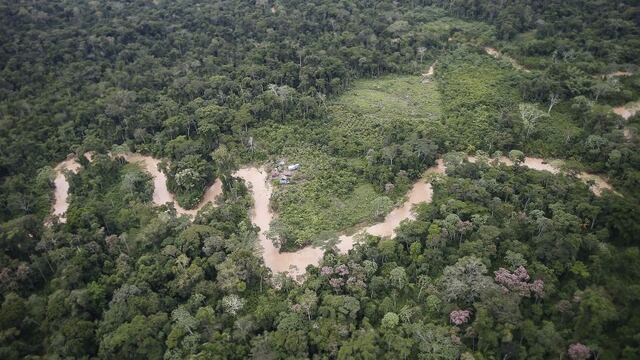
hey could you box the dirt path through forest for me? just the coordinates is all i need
[484,47,530,73]
[484,46,636,140]
[603,71,633,78]
[421,62,436,83]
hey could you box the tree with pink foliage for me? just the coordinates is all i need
[568,343,591,360]
[494,266,544,298]
[514,266,530,281]
[320,266,334,276]
[335,264,350,276]
[450,309,472,325]
[530,279,544,298]
[494,267,530,296]
[329,277,344,290]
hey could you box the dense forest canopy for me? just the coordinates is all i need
[1,0,640,359]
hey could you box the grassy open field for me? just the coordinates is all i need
[253,75,443,249]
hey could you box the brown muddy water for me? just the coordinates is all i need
[50,152,222,222]
[468,156,614,196]
[51,157,82,222]
[51,152,616,277]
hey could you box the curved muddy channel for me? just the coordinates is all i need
[234,167,324,276]
[118,153,222,216]
[51,158,82,222]
[235,155,615,278]
[51,153,616,278]
[50,152,222,223]
[233,163,443,278]
[468,156,614,196]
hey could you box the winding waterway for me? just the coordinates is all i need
[51,153,616,278]
[468,156,614,196]
[118,153,223,216]
[51,157,82,223]
[233,167,324,276]
[50,152,223,222]
[237,155,615,278]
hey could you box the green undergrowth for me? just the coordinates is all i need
[437,48,521,152]
[421,17,495,45]
[253,75,442,250]
[66,155,156,234]
[327,76,444,156]
[523,102,583,157]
